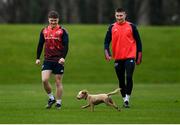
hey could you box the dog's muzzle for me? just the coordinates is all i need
[76,96,81,100]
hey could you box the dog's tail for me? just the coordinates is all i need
[107,88,121,96]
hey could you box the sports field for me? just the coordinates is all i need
[0,83,180,124]
[0,25,180,123]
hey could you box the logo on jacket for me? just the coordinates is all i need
[114,29,118,32]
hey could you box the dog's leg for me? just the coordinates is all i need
[81,104,90,109]
[106,98,120,111]
[90,104,94,112]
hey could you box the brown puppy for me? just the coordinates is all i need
[76,88,121,111]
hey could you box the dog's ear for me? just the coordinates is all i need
[82,90,88,94]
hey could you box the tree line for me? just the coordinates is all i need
[0,0,180,25]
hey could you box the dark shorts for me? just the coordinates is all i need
[42,60,64,74]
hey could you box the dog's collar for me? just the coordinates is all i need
[84,94,88,100]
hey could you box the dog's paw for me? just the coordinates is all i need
[117,108,121,111]
[81,106,85,109]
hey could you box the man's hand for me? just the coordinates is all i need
[58,58,65,65]
[136,52,142,65]
[105,49,112,61]
[105,55,112,61]
[35,59,41,65]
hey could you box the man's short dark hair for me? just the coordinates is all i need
[48,10,59,19]
[115,8,126,13]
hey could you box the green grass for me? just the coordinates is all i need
[0,25,180,123]
[0,83,180,123]
[0,25,180,84]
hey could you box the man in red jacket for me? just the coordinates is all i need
[36,10,68,109]
[104,8,142,108]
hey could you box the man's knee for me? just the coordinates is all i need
[42,78,49,84]
[41,70,51,84]
[56,82,63,89]
[55,75,62,84]
[126,75,133,81]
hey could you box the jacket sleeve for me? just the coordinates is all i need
[104,24,113,56]
[130,24,142,61]
[131,24,142,52]
[36,29,45,59]
[62,28,69,59]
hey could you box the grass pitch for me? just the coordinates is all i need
[0,25,180,84]
[0,83,180,124]
[0,25,180,123]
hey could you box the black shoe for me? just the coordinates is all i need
[46,99,56,109]
[123,101,130,108]
[55,103,61,109]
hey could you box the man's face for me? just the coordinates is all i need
[115,12,126,23]
[48,18,59,28]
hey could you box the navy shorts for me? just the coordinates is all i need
[42,60,64,74]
